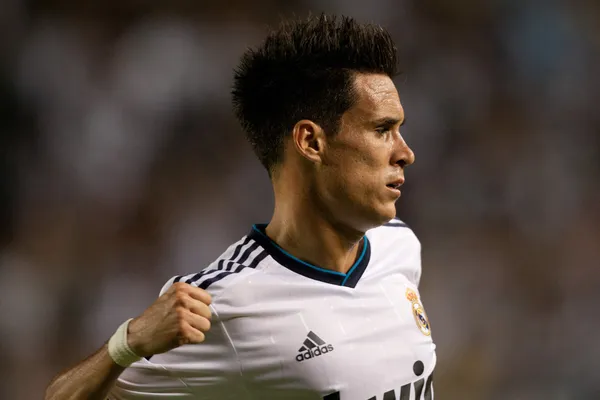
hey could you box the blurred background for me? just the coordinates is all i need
[1,0,599,399]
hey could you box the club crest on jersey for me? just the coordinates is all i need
[406,288,431,336]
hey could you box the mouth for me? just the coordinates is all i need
[386,178,404,189]
[386,178,404,196]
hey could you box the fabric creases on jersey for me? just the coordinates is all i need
[112,218,436,400]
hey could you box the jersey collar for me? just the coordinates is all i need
[248,224,371,288]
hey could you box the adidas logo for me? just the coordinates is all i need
[295,331,334,362]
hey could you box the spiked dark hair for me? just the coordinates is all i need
[232,14,399,173]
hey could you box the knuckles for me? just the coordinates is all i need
[175,327,206,346]
[175,306,188,320]
[174,291,189,307]
[171,282,189,294]
[168,282,212,306]
[166,282,212,343]
[172,281,189,290]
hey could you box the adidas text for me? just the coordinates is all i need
[296,345,334,362]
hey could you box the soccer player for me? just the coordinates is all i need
[46,14,436,400]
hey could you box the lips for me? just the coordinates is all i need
[386,178,405,189]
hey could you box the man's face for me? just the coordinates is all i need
[317,73,415,229]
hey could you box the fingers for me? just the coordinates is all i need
[187,286,212,305]
[156,282,214,348]
[186,310,211,333]
[173,284,211,320]
[169,282,212,305]
[188,301,212,320]
[128,282,214,356]
[171,285,212,320]
[174,310,210,346]
[176,321,206,345]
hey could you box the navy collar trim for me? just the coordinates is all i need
[248,224,371,288]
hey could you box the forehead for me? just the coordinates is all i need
[347,73,404,121]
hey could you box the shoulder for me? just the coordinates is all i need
[159,235,271,300]
[367,217,421,251]
[366,217,423,286]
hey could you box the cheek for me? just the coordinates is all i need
[322,137,388,194]
[344,145,386,182]
[329,151,383,198]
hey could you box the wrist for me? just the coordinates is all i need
[125,317,145,357]
[108,319,142,367]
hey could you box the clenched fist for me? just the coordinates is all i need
[126,282,212,358]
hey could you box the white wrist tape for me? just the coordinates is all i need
[108,318,142,367]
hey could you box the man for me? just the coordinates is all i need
[46,14,436,400]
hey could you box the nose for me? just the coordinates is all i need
[392,132,415,168]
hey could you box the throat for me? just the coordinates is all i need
[249,223,372,288]
[263,221,365,274]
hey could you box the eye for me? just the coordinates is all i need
[375,126,392,135]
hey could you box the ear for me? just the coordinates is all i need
[291,120,327,164]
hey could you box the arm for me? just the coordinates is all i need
[45,345,125,400]
[45,283,213,400]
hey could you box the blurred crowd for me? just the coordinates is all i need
[0,0,599,399]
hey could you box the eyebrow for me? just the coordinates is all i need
[373,117,406,127]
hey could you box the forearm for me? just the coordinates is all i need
[45,344,125,400]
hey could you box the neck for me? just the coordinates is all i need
[266,184,365,274]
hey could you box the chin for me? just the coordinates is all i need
[334,198,396,232]
[378,205,398,224]
[361,203,397,229]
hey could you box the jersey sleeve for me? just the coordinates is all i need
[108,278,246,399]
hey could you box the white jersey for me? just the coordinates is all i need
[110,219,436,400]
